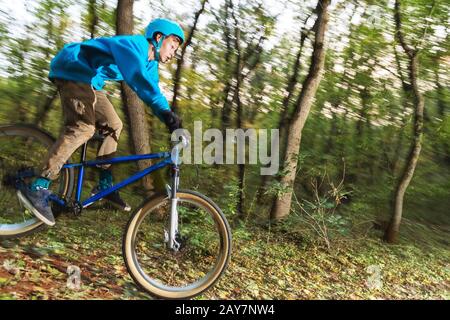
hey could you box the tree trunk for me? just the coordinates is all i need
[236,96,246,217]
[390,42,410,175]
[220,0,236,133]
[435,73,446,117]
[171,0,208,113]
[270,0,330,221]
[235,68,246,217]
[391,112,409,174]
[88,0,99,39]
[384,0,425,243]
[434,67,450,164]
[116,0,159,195]
[278,21,311,158]
[229,1,246,217]
[34,89,58,126]
[256,15,312,203]
[228,0,268,218]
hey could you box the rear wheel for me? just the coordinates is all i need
[0,124,74,239]
[123,190,232,299]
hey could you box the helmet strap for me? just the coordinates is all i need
[151,35,166,62]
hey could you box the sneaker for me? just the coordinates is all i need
[17,188,55,226]
[90,186,131,212]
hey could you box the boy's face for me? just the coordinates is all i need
[157,35,181,64]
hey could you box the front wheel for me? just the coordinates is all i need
[123,190,232,299]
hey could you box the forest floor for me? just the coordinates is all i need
[0,199,449,300]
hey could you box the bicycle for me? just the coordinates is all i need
[0,124,232,299]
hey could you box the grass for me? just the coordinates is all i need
[0,195,448,300]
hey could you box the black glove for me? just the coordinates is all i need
[161,110,182,134]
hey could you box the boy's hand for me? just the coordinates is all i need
[161,110,182,133]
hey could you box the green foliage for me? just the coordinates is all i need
[0,0,448,299]
[264,180,292,198]
[223,180,240,218]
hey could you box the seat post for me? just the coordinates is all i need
[75,142,89,203]
[80,142,88,163]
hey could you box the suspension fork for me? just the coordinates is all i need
[167,143,181,251]
[168,164,180,251]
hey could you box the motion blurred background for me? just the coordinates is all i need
[0,1,448,298]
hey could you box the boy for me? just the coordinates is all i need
[17,18,184,226]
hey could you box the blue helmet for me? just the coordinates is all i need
[145,18,185,44]
[145,18,185,61]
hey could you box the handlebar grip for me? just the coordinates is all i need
[171,134,190,149]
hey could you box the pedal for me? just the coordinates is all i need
[67,201,83,217]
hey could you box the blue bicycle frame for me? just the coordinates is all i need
[50,141,180,210]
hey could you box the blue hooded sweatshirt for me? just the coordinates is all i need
[49,35,170,121]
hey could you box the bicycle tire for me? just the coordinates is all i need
[123,189,232,299]
[0,124,75,239]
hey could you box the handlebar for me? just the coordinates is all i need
[171,134,190,166]
[179,134,190,149]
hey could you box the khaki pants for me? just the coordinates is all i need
[41,80,123,180]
